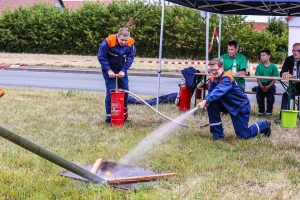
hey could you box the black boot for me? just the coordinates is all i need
[263,120,272,137]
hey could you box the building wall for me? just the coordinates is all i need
[288,17,300,55]
[252,22,268,32]
[0,0,62,14]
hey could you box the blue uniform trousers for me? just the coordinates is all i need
[256,83,276,114]
[207,100,269,139]
[102,70,129,123]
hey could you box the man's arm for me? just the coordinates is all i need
[97,40,111,72]
[265,79,276,90]
[281,57,292,78]
[265,65,279,91]
[121,41,136,73]
[205,76,233,103]
[237,55,247,75]
[257,78,263,89]
[254,64,263,89]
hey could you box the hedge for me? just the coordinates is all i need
[0,0,288,63]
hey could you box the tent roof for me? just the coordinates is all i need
[166,0,300,16]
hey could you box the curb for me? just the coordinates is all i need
[0,64,29,69]
[1,65,184,78]
[0,64,265,81]
[1,65,261,83]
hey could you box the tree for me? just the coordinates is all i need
[266,17,287,37]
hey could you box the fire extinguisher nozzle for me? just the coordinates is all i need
[115,75,119,92]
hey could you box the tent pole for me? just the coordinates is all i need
[218,14,222,58]
[205,12,210,73]
[156,0,165,111]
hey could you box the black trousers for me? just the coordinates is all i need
[256,82,276,114]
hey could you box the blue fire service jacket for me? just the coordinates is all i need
[98,34,135,72]
[205,71,250,116]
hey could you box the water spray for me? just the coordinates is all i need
[124,90,209,128]
[110,72,209,127]
[119,106,201,165]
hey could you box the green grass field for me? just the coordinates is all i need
[0,87,299,199]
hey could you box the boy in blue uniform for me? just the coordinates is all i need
[197,58,271,140]
[255,49,279,117]
[98,28,136,124]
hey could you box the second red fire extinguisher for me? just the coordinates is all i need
[179,84,192,111]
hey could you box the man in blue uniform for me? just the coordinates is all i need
[98,28,136,124]
[197,58,271,140]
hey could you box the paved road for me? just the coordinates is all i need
[0,67,286,104]
[0,69,181,96]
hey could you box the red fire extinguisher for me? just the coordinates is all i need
[196,87,203,100]
[196,82,209,100]
[110,89,127,126]
[179,84,192,111]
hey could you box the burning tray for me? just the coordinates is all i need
[60,159,176,189]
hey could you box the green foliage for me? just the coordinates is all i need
[267,17,287,37]
[60,89,78,98]
[0,3,70,53]
[264,17,289,65]
[0,0,288,63]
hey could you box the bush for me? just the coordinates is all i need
[0,0,288,60]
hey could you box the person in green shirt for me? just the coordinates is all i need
[220,40,247,92]
[255,49,279,117]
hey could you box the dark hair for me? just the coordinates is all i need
[261,49,271,56]
[227,40,238,48]
[293,43,300,48]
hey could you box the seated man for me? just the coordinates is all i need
[255,49,279,117]
[221,40,247,92]
[197,58,271,140]
[274,43,300,124]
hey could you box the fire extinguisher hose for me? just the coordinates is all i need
[124,90,209,128]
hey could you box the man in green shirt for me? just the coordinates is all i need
[220,40,247,92]
[254,49,279,117]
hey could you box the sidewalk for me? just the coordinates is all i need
[2,65,184,78]
[2,65,260,82]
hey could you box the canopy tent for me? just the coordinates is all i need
[155,0,300,109]
[164,0,300,16]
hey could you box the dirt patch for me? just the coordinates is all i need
[0,53,206,73]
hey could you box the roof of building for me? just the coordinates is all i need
[251,22,268,32]
[62,0,112,10]
[0,0,61,13]
[0,0,113,13]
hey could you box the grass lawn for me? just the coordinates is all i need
[0,87,300,199]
